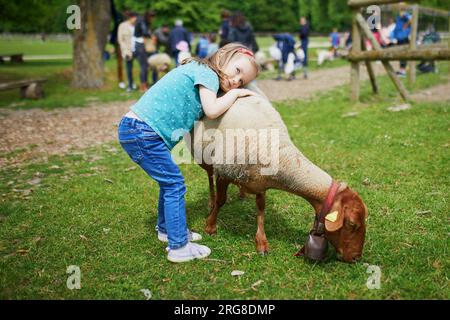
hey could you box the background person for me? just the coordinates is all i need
[227,11,259,53]
[329,27,340,57]
[298,17,309,79]
[169,19,191,66]
[391,10,411,77]
[154,24,171,54]
[134,10,156,92]
[219,9,231,48]
[118,11,138,92]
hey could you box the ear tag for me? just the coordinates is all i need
[325,211,338,222]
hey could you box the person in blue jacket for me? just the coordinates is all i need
[391,10,411,77]
[169,19,191,66]
[196,34,210,59]
[273,33,298,81]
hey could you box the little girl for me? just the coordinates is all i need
[118,43,259,263]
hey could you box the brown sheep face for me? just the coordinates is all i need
[324,188,368,263]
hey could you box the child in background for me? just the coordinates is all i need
[196,34,210,58]
[392,10,412,77]
[207,33,219,57]
[329,28,340,57]
[118,43,259,263]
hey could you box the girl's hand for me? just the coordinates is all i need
[200,86,258,120]
[232,88,258,98]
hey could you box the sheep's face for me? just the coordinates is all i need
[324,188,368,263]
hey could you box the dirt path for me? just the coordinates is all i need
[410,82,450,102]
[0,64,447,167]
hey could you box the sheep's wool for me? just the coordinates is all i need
[148,53,171,68]
[191,84,333,201]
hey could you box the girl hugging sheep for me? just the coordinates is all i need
[118,43,260,263]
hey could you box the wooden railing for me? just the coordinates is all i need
[347,0,450,102]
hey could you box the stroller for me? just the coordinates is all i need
[417,27,440,74]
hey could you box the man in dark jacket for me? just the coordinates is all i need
[298,16,309,79]
[169,19,191,66]
[227,11,259,53]
[134,10,155,91]
[154,24,170,54]
[219,9,231,48]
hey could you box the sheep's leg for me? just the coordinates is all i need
[238,186,247,200]
[255,192,269,255]
[200,164,215,209]
[207,171,215,209]
[205,176,230,235]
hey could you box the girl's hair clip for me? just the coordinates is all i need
[237,48,254,58]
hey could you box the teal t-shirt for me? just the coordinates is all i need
[131,61,220,150]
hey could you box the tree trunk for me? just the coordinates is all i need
[72,0,111,88]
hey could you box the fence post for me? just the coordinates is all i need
[356,12,410,102]
[408,5,419,86]
[351,9,362,102]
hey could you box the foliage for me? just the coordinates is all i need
[0,0,448,34]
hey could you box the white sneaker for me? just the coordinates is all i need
[118,82,126,89]
[167,242,211,263]
[157,230,202,243]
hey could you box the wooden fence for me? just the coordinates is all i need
[347,0,450,102]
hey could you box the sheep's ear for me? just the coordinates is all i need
[325,210,344,232]
[363,202,369,220]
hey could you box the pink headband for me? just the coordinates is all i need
[237,48,254,58]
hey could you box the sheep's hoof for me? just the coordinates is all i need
[205,225,217,235]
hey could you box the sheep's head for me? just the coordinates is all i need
[158,63,170,72]
[324,186,368,263]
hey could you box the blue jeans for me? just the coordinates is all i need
[125,58,134,89]
[134,43,148,85]
[118,117,188,249]
[301,39,309,67]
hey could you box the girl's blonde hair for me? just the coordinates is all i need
[182,43,260,88]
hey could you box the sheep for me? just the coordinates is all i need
[317,49,335,66]
[188,83,368,262]
[147,53,172,73]
[254,51,275,71]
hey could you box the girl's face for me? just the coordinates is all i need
[221,55,257,92]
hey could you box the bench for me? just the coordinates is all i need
[0,78,47,99]
[0,54,24,64]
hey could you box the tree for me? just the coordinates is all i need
[72,0,111,88]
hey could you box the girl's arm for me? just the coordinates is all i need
[199,86,257,120]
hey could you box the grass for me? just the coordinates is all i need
[0,58,144,110]
[0,64,449,299]
[0,39,72,56]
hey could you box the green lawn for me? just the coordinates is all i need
[0,67,448,299]
[0,39,72,56]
